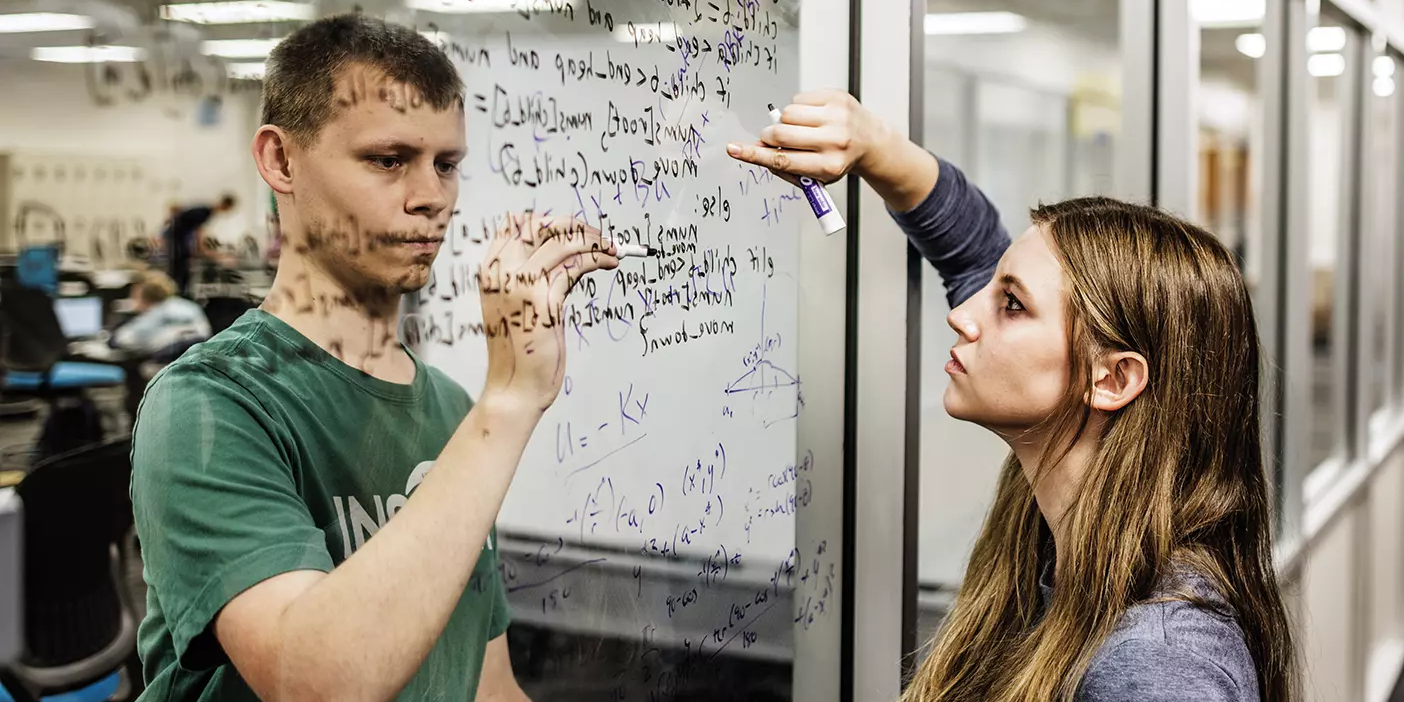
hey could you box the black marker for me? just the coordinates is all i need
[612,242,660,258]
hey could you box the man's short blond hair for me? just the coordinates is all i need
[133,270,178,305]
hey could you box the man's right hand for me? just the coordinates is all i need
[477,213,619,411]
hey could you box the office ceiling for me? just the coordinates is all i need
[927,0,1120,43]
[0,0,1265,90]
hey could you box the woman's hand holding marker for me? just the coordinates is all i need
[726,89,941,216]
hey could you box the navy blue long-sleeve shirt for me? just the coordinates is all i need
[888,157,1011,308]
[888,158,1260,702]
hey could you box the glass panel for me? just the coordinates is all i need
[1,0,830,699]
[1197,23,1260,282]
[401,1,814,699]
[1367,51,1399,419]
[917,0,1121,642]
[1304,12,1358,472]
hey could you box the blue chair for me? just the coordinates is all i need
[15,247,58,298]
[0,673,119,702]
[0,285,124,459]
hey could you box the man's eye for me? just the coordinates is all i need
[436,161,459,176]
[1004,292,1025,312]
[368,156,401,170]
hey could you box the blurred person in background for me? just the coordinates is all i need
[163,193,238,295]
[112,269,212,355]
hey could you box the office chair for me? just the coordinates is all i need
[0,438,140,702]
[0,284,125,459]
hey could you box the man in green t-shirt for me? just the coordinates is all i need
[130,14,620,702]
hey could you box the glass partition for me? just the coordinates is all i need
[916,0,1122,643]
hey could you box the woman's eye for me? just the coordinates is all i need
[1004,292,1025,312]
[369,156,401,170]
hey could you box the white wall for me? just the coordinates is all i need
[0,59,267,254]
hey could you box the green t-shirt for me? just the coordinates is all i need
[130,309,510,701]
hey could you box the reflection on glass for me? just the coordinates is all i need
[1304,18,1356,472]
[917,0,1121,642]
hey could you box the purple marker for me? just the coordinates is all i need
[768,103,846,235]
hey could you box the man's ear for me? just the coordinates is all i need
[1087,350,1149,412]
[253,125,295,195]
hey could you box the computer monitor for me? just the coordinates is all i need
[53,296,103,339]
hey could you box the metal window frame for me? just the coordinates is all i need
[846,0,913,698]
[1337,10,1369,471]
[1360,37,1399,443]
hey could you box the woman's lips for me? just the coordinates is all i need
[946,349,967,375]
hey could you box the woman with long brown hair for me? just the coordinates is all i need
[728,90,1296,702]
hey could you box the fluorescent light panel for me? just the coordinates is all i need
[32,45,145,63]
[160,1,315,24]
[1374,55,1396,78]
[1237,28,1354,59]
[201,37,283,57]
[0,12,95,33]
[925,11,1027,36]
[1307,26,1346,53]
[1308,53,1346,77]
[1236,33,1266,59]
[406,0,569,13]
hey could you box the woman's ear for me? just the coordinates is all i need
[1087,351,1149,412]
[253,125,295,195]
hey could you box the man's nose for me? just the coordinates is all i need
[405,163,450,217]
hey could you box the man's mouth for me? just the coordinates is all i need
[378,234,443,247]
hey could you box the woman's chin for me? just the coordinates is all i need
[943,388,975,422]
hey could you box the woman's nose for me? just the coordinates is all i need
[947,306,979,341]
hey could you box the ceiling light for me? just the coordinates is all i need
[1308,26,1346,53]
[1374,55,1396,78]
[406,0,571,13]
[31,45,145,63]
[1308,52,1346,77]
[1236,33,1266,59]
[925,11,1027,36]
[201,37,282,57]
[226,61,266,79]
[1192,0,1264,28]
[160,1,314,24]
[0,12,95,33]
[613,22,677,43]
[1375,76,1395,97]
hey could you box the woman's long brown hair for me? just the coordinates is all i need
[902,198,1296,702]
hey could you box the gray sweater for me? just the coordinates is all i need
[889,159,1260,702]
